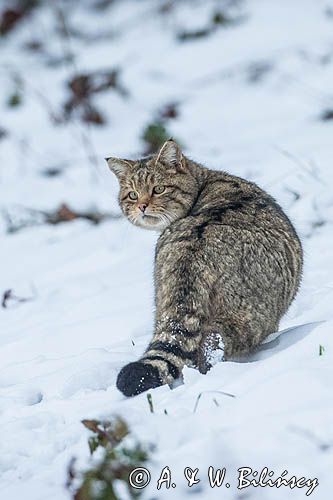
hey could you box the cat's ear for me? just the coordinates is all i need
[155,139,184,170]
[105,157,134,180]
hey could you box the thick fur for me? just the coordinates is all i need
[107,140,303,396]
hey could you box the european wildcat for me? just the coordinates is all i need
[106,140,303,397]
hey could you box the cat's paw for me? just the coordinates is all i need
[116,361,162,397]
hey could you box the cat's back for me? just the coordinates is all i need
[161,168,300,246]
[157,167,302,310]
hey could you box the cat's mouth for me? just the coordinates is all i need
[141,213,160,224]
[137,212,166,230]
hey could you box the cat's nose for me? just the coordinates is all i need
[138,203,147,213]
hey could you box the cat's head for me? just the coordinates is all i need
[106,140,198,231]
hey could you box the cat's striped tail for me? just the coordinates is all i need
[116,338,199,397]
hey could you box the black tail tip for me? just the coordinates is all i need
[116,361,162,397]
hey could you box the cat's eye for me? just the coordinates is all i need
[128,191,138,200]
[153,185,165,194]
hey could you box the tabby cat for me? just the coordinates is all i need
[106,140,302,397]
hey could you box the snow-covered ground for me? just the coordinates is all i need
[0,1,332,498]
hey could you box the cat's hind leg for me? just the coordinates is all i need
[196,325,225,374]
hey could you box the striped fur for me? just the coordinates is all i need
[107,140,303,397]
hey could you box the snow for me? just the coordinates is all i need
[0,0,332,499]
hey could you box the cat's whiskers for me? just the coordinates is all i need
[151,210,169,228]
[128,213,140,226]
[159,210,175,225]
